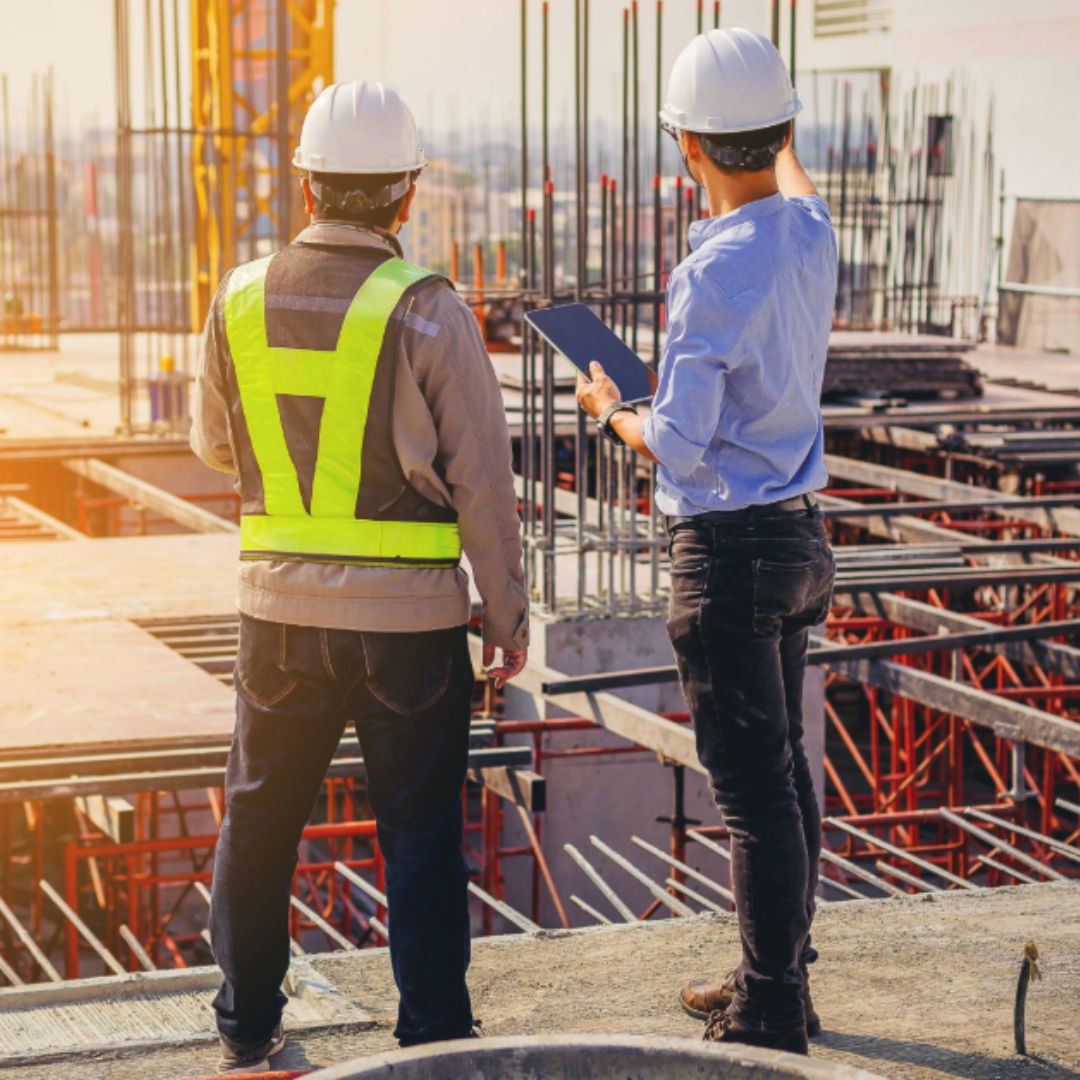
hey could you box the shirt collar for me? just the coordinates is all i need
[688,192,786,251]
[294,220,404,258]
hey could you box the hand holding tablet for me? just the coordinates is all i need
[524,303,655,404]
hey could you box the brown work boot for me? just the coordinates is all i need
[680,969,738,1021]
[703,1010,809,1055]
[680,970,821,1037]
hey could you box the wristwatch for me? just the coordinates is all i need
[596,402,639,446]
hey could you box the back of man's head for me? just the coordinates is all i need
[696,120,791,177]
[308,170,416,231]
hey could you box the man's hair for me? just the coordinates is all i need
[697,120,791,176]
[308,170,416,230]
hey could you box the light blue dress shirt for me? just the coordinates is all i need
[642,192,837,516]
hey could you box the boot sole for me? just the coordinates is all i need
[680,994,716,1022]
[682,993,822,1036]
[218,1031,287,1074]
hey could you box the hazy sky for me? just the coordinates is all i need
[2,0,771,137]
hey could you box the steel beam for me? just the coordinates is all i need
[962,808,1080,868]
[0,895,62,982]
[630,835,735,903]
[875,860,941,893]
[839,593,1080,682]
[976,854,1037,885]
[827,817,979,890]
[289,894,358,951]
[40,879,126,976]
[818,640,1080,757]
[467,882,541,934]
[569,895,613,924]
[118,924,157,971]
[819,848,907,898]
[938,809,1069,882]
[0,746,533,802]
[589,836,695,918]
[823,494,1080,521]
[824,453,1080,538]
[564,843,637,923]
[665,877,726,914]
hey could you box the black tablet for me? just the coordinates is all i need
[524,303,654,403]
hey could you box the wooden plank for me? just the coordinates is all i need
[74,795,135,844]
[64,458,239,535]
[2,496,86,540]
[468,767,546,812]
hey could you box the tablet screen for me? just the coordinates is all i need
[524,303,654,403]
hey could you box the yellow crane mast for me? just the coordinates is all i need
[189,0,334,329]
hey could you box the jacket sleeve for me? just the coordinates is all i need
[190,275,238,475]
[415,296,529,651]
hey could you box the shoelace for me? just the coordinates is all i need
[703,1009,733,1041]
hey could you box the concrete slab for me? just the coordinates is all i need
[0,959,370,1064]
[0,617,234,753]
[0,533,238,627]
[0,882,1075,1080]
[0,533,238,754]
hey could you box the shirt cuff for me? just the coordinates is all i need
[642,413,708,478]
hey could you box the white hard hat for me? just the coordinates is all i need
[293,81,427,175]
[659,28,801,136]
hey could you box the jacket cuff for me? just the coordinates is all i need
[482,612,530,651]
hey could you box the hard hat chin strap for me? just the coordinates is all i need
[308,172,415,213]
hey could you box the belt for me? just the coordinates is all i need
[664,492,819,532]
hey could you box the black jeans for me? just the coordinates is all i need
[666,506,835,1034]
[210,615,475,1047]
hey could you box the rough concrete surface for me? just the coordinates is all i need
[1,883,1076,1080]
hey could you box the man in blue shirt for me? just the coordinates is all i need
[577,29,837,1054]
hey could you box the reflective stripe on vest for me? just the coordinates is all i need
[224,254,461,566]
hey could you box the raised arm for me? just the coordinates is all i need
[775,142,818,199]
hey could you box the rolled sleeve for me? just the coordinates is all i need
[644,267,745,479]
[642,410,709,477]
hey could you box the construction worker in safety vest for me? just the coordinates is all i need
[192,80,529,1073]
[576,31,837,1053]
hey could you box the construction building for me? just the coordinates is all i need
[0,0,1078,1077]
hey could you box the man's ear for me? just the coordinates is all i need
[300,176,316,216]
[396,183,418,228]
[782,122,793,151]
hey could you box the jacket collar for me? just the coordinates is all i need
[688,192,786,251]
[294,220,404,259]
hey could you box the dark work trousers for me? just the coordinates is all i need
[210,615,476,1047]
[665,506,835,1034]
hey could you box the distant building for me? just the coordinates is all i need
[796,0,1080,197]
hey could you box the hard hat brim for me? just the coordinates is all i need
[292,150,428,175]
[658,98,802,136]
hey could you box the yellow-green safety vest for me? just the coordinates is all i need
[224,254,462,567]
